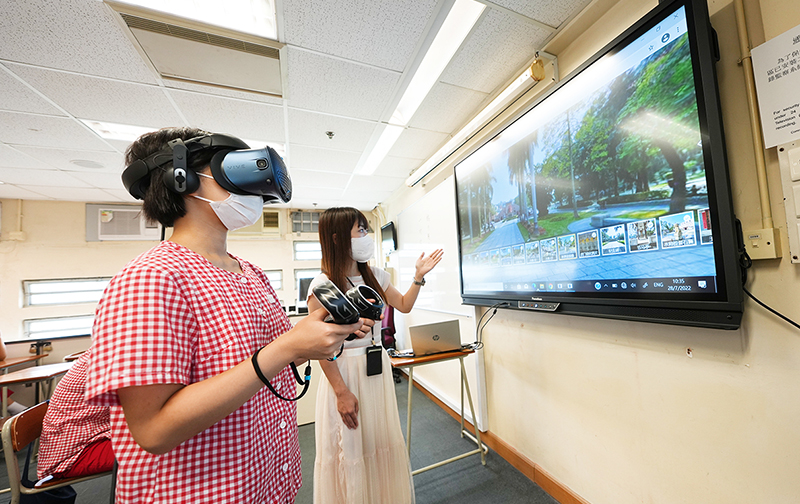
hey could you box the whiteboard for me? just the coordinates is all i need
[394,176,473,318]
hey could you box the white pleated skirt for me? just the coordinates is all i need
[313,347,415,504]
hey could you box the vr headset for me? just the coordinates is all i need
[121,133,292,203]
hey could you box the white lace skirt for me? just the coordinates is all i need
[313,347,415,504]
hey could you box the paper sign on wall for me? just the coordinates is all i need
[751,23,800,148]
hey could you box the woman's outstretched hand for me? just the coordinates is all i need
[415,249,444,278]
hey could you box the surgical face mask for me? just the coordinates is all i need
[194,174,263,230]
[351,235,374,263]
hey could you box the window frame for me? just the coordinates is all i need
[22,277,112,307]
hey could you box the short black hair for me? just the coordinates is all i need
[125,127,214,227]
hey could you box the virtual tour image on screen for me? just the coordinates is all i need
[456,5,720,298]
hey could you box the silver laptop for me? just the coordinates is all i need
[408,320,462,356]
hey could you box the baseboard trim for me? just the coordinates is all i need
[401,372,589,504]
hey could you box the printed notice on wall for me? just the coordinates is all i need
[752,23,800,148]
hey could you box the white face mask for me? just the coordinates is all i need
[194,172,263,231]
[350,235,374,263]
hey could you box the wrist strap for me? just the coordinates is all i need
[252,346,311,402]
[251,346,271,386]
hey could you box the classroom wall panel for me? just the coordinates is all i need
[380,0,800,502]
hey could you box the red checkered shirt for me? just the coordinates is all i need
[85,241,300,503]
[38,348,110,480]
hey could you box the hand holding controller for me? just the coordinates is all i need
[311,280,360,325]
[311,281,384,341]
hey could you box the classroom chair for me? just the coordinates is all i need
[1,402,112,504]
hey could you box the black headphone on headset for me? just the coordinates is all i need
[122,133,292,203]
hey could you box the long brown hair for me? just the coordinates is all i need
[319,207,386,302]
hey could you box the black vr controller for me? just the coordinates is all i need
[311,281,383,341]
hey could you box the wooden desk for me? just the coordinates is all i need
[0,355,48,372]
[391,349,488,475]
[0,355,49,418]
[0,362,71,417]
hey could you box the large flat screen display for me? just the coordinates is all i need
[454,0,743,329]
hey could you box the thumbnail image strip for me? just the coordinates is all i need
[600,224,627,256]
[578,230,600,258]
[658,211,697,249]
[627,218,658,253]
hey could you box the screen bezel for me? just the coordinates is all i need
[453,0,742,329]
[381,221,397,253]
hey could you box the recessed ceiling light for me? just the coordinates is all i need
[70,160,105,169]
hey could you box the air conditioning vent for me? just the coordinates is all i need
[96,207,159,241]
[107,1,284,96]
[120,14,280,59]
[230,210,282,238]
[263,211,280,229]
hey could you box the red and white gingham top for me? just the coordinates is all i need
[85,241,300,503]
[38,348,110,480]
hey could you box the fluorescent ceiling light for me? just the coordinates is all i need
[111,0,277,39]
[82,120,157,142]
[390,0,485,126]
[356,0,484,176]
[355,125,405,176]
[406,66,537,186]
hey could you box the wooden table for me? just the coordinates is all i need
[391,349,488,475]
[0,355,48,373]
[0,361,71,417]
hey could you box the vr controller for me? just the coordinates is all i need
[311,280,383,340]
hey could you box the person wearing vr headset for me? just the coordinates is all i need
[307,207,443,504]
[84,127,374,504]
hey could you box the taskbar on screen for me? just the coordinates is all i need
[492,276,718,294]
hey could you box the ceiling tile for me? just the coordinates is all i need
[289,186,343,205]
[287,109,376,151]
[0,144,48,170]
[0,112,112,150]
[409,81,489,134]
[169,90,285,143]
[372,155,422,179]
[0,184,52,200]
[0,0,157,84]
[490,0,590,29]
[347,174,405,194]
[388,127,449,160]
[7,64,184,127]
[283,0,438,72]
[13,146,125,174]
[65,171,126,191]
[289,145,361,174]
[0,168,91,188]
[101,188,140,203]
[163,80,283,105]
[286,48,400,121]
[16,185,120,202]
[290,169,350,190]
[341,186,391,208]
[0,68,65,116]
[441,9,551,94]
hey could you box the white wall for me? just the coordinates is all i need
[0,200,335,415]
[381,0,800,502]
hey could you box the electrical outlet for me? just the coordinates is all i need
[745,228,782,259]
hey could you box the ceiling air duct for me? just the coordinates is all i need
[105,0,284,96]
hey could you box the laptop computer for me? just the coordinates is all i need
[408,319,463,356]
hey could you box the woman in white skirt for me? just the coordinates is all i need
[308,207,443,504]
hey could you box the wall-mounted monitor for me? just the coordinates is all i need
[381,221,398,254]
[454,0,743,329]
